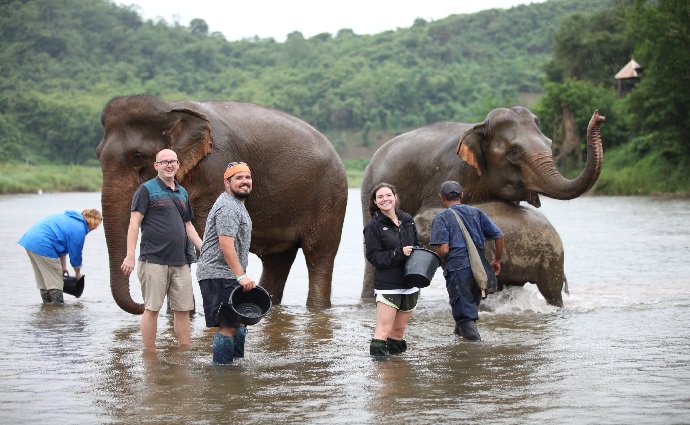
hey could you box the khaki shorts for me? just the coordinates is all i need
[138,261,194,312]
[26,249,63,290]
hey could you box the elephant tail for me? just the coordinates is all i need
[563,275,569,295]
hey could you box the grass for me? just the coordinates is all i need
[594,147,690,196]
[3,152,687,196]
[0,162,369,194]
[0,164,103,194]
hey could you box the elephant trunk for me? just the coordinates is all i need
[526,110,605,201]
[101,178,145,315]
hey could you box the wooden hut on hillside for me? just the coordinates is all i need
[615,59,643,97]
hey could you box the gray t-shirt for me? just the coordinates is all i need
[196,192,252,281]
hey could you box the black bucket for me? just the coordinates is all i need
[403,248,441,288]
[62,275,85,298]
[230,285,272,325]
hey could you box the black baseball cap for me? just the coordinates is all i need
[440,180,463,198]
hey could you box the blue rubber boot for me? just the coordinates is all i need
[233,326,246,358]
[212,333,235,365]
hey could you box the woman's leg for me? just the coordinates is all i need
[389,310,413,341]
[373,302,398,340]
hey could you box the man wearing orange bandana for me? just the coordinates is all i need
[196,161,256,364]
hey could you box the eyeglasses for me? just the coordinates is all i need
[156,160,179,166]
[227,161,247,168]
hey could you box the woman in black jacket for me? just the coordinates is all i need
[363,182,421,357]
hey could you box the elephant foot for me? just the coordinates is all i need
[369,339,390,358]
[455,321,482,342]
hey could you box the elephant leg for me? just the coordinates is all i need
[536,278,564,307]
[258,248,299,306]
[302,245,338,308]
[361,260,375,299]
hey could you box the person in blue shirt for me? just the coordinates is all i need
[430,181,504,342]
[19,209,102,304]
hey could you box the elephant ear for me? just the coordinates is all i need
[163,107,213,183]
[457,121,487,177]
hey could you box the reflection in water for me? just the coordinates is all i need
[0,192,689,424]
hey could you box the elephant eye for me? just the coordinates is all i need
[508,148,519,156]
[131,153,147,168]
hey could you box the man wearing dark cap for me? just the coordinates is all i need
[196,161,256,364]
[429,180,504,341]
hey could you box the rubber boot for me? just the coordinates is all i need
[212,333,235,365]
[369,338,390,357]
[40,289,52,304]
[386,338,407,354]
[233,326,246,358]
[454,321,482,342]
[48,289,64,304]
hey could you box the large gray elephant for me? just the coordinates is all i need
[361,107,604,303]
[414,203,567,306]
[96,95,348,314]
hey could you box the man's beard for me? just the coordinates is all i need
[232,188,251,199]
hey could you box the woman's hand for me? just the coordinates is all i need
[402,246,414,256]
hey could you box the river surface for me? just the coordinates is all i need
[1,189,689,424]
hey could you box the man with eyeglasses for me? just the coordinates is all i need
[121,148,203,349]
[196,161,256,364]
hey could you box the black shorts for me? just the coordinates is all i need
[199,278,242,328]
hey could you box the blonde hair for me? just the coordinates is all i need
[82,209,102,229]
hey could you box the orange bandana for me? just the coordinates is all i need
[224,163,251,180]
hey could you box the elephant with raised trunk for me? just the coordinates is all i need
[97,95,348,314]
[361,107,604,304]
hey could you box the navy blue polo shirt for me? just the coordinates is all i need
[131,177,193,266]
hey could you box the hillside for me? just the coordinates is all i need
[0,0,615,165]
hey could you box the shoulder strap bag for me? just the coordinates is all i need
[448,207,497,298]
[167,190,198,264]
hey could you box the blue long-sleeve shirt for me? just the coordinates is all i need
[18,210,90,268]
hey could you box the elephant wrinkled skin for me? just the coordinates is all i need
[97,95,348,314]
[361,107,604,303]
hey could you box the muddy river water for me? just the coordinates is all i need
[1,189,689,424]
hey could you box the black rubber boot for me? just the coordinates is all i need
[212,333,235,365]
[40,289,52,303]
[369,338,390,357]
[233,326,246,358]
[454,321,482,342]
[48,289,64,304]
[386,338,407,354]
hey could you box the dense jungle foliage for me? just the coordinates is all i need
[0,0,688,194]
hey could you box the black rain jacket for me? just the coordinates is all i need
[363,209,420,290]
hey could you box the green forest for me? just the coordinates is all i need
[0,0,688,194]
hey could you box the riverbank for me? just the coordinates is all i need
[2,153,688,196]
[0,163,367,194]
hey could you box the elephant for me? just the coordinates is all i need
[361,107,604,302]
[96,94,348,314]
[413,203,567,306]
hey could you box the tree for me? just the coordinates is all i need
[624,0,690,159]
[543,3,635,87]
